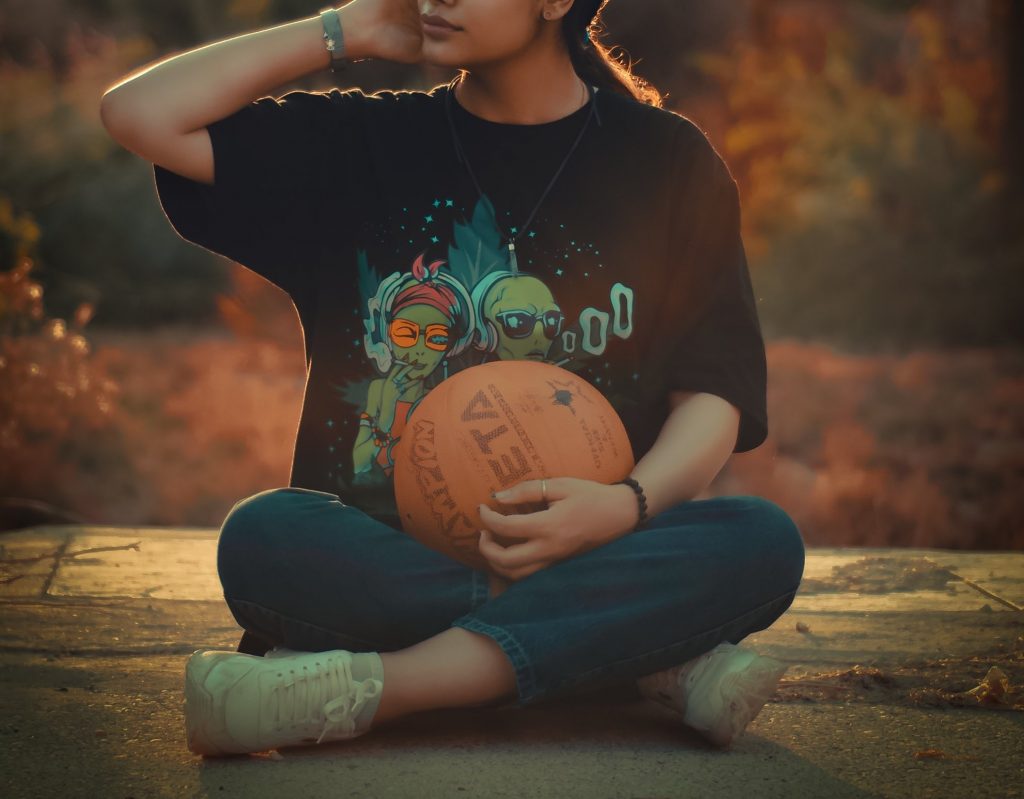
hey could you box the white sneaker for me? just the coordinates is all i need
[636,642,788,748]
[183,648,383,756]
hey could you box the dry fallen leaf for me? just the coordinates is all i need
[914,748,982,762]
[965,665,1011,705]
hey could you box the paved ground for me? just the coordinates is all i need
[1,525,1022,799]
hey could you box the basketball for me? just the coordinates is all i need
[391,359,635,571]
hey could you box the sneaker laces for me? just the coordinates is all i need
[265,652,382,745]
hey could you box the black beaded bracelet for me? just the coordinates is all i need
[616,477,649,530]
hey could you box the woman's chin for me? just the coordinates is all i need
[422,55,462,69]
[420,43,470,68]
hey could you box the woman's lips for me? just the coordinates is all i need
[422,16,462,35]
[422,13,460,28]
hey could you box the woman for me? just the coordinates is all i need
[101,0,805,756]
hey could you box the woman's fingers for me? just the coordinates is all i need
[479,502,550,540]
[479,528,550,571]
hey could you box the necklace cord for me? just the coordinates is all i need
[444,78,600,251]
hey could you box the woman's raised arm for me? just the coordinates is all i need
[98,0,420,184]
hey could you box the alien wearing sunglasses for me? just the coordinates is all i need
[470,270,565,363]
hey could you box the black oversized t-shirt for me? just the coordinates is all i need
[153,81,767,528]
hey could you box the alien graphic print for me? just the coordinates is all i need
[153,83,766,527]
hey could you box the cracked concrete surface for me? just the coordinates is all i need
[1,525,1023,799]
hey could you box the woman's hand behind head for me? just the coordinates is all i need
[342,0,426,64]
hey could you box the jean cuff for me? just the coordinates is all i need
[448,616,538,706]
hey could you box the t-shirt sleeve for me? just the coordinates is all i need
[662,120,768,453]
[152,88,370,304]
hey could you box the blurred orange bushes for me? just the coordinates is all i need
[0,199,123,520]
[684,3,1023,351]
[86,322,305,525]
[724,342,1024,550]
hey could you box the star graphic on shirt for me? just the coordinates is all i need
[528,231,536,238]
[556,268,563,276]
[445,199,454,207]
[432,199,441,208]
[424,214,434,223]
[431,235,439,243]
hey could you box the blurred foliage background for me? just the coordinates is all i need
[1,0,1021,548]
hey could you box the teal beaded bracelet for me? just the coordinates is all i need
[616,477,649,530]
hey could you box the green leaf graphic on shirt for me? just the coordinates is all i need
[445,195,507,286]
[332,378,373,409]
[356,249,379,311]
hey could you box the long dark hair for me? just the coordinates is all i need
[565,0,663,107]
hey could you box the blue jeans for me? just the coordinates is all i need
[216,487,805,708]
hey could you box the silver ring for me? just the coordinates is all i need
[541,478,547,503]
